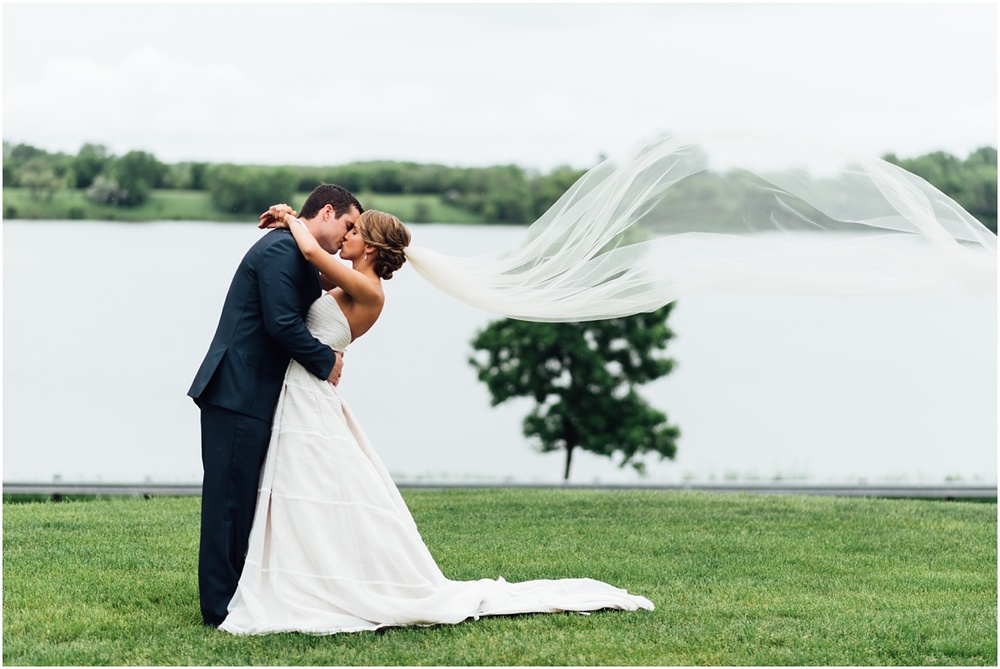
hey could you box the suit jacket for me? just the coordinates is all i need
[188,228,337,421]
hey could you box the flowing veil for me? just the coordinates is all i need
[404,132,996,322]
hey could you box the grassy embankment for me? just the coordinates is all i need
[3,489,996,666]
[1,188,484,224]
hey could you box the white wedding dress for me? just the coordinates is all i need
[220,294,653,635]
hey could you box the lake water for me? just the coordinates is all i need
[3,220,996,485]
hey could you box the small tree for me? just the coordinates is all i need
[469,305,680,480]
[17,157,63,202]
[72,143,111,189]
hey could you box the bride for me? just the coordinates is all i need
[219,205,654,636]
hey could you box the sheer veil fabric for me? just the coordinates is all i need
[405,132,996,322]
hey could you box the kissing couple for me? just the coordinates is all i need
[188,183,654,635]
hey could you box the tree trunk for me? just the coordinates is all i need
[563,444,574,481]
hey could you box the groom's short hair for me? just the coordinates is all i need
[299,184,364,220]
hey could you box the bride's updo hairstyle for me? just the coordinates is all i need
[355,210,411,280]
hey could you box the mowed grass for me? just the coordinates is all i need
[3,188,241,222]
[3,489,995,665]
[351,191,484,224]
[2,188,484,224]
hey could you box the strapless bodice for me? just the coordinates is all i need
[305,294,351,352]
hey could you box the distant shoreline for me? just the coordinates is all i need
[4,480,996,500]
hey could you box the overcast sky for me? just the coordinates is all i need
[3,2,997,171]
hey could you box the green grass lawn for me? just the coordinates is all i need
[3,489,996,665]
[2,188,484,224]
[352,191,484,224]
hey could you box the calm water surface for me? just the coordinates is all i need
[3,221,996,484]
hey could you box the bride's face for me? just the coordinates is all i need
[339,225,368,261]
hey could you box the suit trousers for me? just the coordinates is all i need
[198,402,271,626]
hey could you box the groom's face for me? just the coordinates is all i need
[317,205,361,253]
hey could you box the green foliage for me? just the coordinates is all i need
[71,143,112,189]
[452,164,533,223]
[66,148,168,207]
[884,147,998,233]
[0,140,590,224]
[528,165,587,217]
[3,141,57,187]
[206,164,298,215]
[2,492,996,665]
[292,161,584,224]
[13,157,65,201]
[106,150,168,206]
[470,305,679,479]
[2,139,995,230]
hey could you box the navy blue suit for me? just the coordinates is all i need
[189,228,336,626]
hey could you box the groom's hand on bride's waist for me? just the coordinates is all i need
[327,351,344,386]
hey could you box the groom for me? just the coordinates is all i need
[188,183,362,627]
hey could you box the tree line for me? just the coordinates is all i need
[2,140,996,232]
[1,141,588,225]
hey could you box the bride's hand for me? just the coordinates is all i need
[258,204,298,229]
